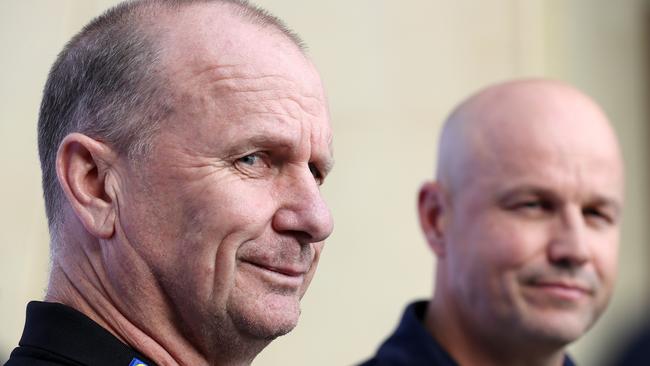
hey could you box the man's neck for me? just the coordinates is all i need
[45,240,264,366]
[424,294,567,366]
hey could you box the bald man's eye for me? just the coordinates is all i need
[517,201,546,209]
[506,199,553,217]
[583,207,615,227]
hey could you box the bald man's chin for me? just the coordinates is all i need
[514,306,600,347]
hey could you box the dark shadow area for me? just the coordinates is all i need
[608,324,650,365]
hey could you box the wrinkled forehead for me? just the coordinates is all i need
[144,4,332,151]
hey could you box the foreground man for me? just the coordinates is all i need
[6,1,333,365]
[362,79,624,366]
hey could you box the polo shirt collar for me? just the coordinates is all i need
[19,301,156,366]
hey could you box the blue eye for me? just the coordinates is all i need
[238,154,259,166]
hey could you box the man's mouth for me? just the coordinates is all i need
[526,279,594,301]
[240,260,307,288]
[251,262,305,277]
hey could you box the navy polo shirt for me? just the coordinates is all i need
[360,301,576,366]
[5,301,156,366]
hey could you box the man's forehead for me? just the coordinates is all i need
[156,6,325,108]
[470,119,622,178]
[469,125,622,175]
[449,116,623,207]
[458,83,621,172]
[461,143,625,206]
[159,4,307,72]
[154,14,329,137]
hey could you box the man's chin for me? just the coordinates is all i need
[228,292,302,340]
[518,308,597,346]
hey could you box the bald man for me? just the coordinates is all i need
[361,79,624,366]
[6,1,332,365]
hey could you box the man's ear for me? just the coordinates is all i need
[56,133,117,239]
[418,181,449,258]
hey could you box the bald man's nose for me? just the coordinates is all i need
[547,207,590,268]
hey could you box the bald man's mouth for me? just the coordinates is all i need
[524,278,595,302]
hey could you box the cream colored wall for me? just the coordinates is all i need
[0,1,647,365]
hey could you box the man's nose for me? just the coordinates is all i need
[272,166,333,243]
[547,206,590,268]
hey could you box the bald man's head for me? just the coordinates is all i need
[419,79,624,363]
[436,79,622,199]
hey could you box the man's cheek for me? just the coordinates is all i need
[298,245,324,297]
[313,241,325,255]
[312,242,326,272]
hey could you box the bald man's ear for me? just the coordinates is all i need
[418,181,449,258]
[56,133,118,239]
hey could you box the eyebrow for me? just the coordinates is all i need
[497,185,623,213]
[497,186,556,201]
[240,134,293,148]
[221,133,292,155]
[223,131,335,174]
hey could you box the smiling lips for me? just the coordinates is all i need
[241,259,308,287]
[528,279,594,301]
[253,262,306,277]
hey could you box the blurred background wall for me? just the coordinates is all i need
[0,0,648,365]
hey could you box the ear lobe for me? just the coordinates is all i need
[418,181,448,257]
[56,133,117,239]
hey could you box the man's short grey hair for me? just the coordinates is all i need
[38,0,305,246]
